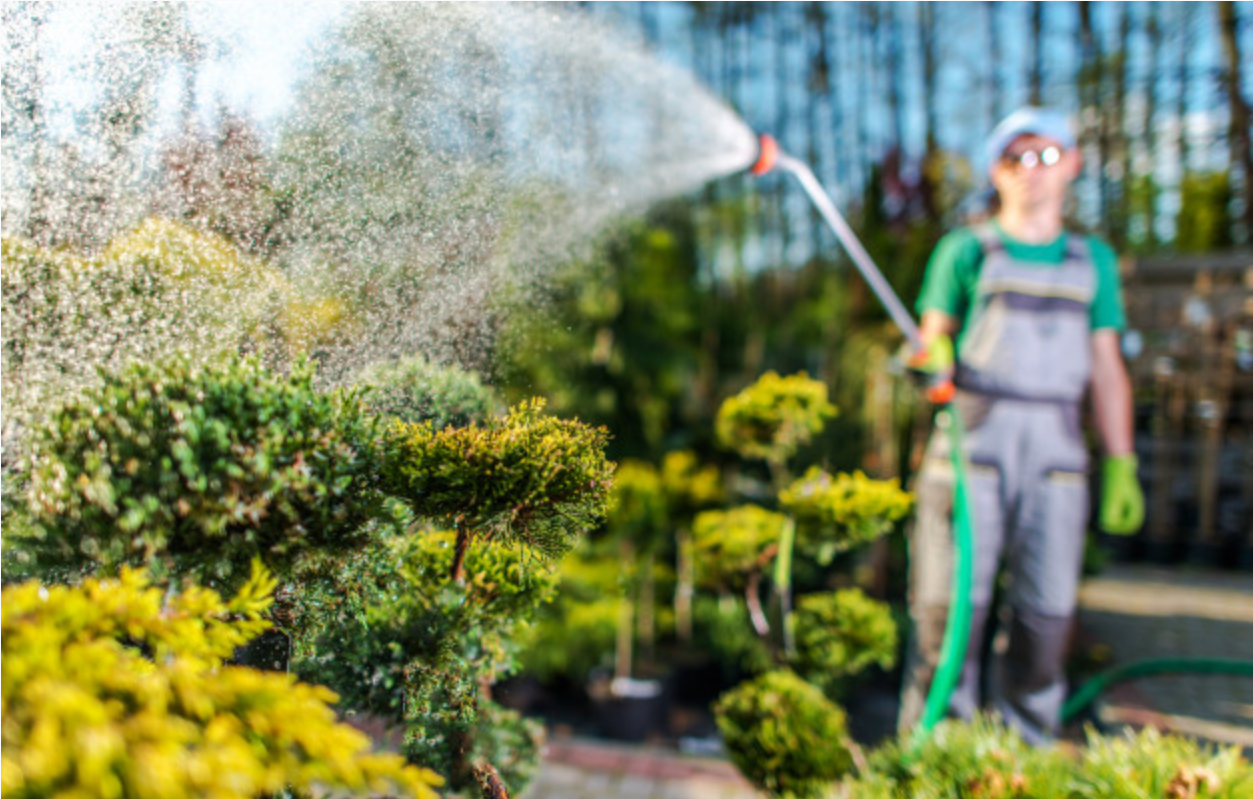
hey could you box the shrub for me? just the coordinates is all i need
[691,504,786,591]
[0,563,442,799]
[1079,726,1251,799]
[844,716,1253,799]
[780,466,913,558]
[16,354,382,589]
[789,588,897,698]
[715,371,836,468]
[714,669,854,798]
[381,398,614,582]
[353,354,499,429]
[0,225,285,437]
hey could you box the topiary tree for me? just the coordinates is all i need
[361,398,613,795]
[699,371,913,797]
[692,504,788,640]
[714,669,855,799]
[789,588,898,700]
[780,466,913,563]
[604,459,668,683]
[381,398,613,585]
[0,562,443,799]
[715,370,836,486]
[13,354,383,594]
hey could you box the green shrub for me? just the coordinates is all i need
[381,398,613,581]
[789,588,897,698]
[715,371,836,467]
[691,504,786,591]
[714,669,854,798]
[845,716,1253,799]
[780,466,913,558]
[16,354,382,589]
[353,354,499,429]
[1079,726,1251,799]
[0,563,442,799]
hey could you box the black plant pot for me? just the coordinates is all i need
[590,676,667,742]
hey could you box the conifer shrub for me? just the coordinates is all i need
[354,354,499,429]
[16,354,382,589]
[0,563,442,799]
[789,588,897,699]
[715,371,836,466]
[713,669,854,799]
[780,466,913,557]
[381,398,613,582]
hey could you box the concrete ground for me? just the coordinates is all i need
[520,563,1253,799]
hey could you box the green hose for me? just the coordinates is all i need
[1061,656,1253,725]
[909,406,976,752]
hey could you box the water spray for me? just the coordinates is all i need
[748,132,973,752]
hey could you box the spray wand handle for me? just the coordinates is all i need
[774,152,922,350]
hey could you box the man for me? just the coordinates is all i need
[898,107,1145,744]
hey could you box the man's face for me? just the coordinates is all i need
[989,133,1081,211]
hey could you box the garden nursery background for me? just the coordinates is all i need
[3,3,1252,799]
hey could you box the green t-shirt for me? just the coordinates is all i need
[915,220,1126,349]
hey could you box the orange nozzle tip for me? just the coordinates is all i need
[750,134,778,176]
[926,382,956,405]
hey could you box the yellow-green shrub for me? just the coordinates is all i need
[780,466,913,557]
[789,588,898,698]
[0,563,442,799]
[715,371,836,466]
[714,669,854,799]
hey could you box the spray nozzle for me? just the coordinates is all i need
[749,133,779,176]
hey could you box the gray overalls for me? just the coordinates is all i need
[899,224,1095,744]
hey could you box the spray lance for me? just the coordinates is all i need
[749,134,974,751]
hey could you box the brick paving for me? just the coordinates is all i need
[519,563,1253,798]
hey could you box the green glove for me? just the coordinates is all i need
[902,334,955,404]
[1099,454,1144,535]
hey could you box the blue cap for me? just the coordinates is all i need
[985,107,1076,167]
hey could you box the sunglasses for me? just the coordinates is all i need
[1000,145,1063,170]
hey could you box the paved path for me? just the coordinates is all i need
[519,564,1253,798]
[1074,564,1253,749]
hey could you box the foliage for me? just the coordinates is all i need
[0,563,442,799]
[692,595,775,678]
[1079,726,1251,799]
[780,467,913,558]
[292,525,562,797]
[515,549,621,682]
[608,459,667,547]
[354,354,500,430]
[845,716,1253,799]
[659,449,724,512]
[1175,171,1234,253]
[789,588,898,698]
[691,504,785,590]
[381,398,614,564]
[15,354,383,589]
[715,371,837,467]
[0,230,279,437]
[713,669,854,799]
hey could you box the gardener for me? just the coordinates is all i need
[898,107,1144,745]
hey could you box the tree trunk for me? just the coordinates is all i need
[1030,1,1044,105]
[1218,1,1253,241]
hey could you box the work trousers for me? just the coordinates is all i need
[898,394,1089,745]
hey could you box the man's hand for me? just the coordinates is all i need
[903,334,955,404]
[1099,454,1144,535]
